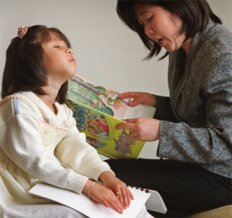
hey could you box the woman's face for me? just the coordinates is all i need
[135,4,188,52]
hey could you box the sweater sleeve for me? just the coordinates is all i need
[0,97,89,194]
[54,106,113,182]
[157,54,232,169]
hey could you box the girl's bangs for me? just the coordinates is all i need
[37,29,71,47]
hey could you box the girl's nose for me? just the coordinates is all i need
[67,48,73,55]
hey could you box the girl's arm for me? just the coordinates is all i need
[55,105,133,209]
[0,97,88,194]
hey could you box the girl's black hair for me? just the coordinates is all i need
[117,0,222,59]
[2,25,71,103]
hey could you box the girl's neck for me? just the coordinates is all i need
[39,86,59,114]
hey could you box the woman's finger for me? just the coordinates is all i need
[116,122,135,130]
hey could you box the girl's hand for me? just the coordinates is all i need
[117,118,160,141]
[119,92,156,107]
[83,180,124,214]
[99,172,134,209]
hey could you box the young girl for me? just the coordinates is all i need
[0,25,151,217]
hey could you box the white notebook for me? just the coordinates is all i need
[145,189,167,214]
[29,183,151,218]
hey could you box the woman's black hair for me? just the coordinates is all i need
[117,0,222,59]
[1,25,71,103]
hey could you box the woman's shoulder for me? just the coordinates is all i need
[206,24,232,55]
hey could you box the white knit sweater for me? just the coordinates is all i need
[0,91,112,203]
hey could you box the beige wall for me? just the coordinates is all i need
[0,0,231,158]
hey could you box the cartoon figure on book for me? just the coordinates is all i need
[68,76,123,116]
[106,0,232,218]
[0,25,153,217]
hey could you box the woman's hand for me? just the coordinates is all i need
[119,92,156,107]
[99,172,134,209]
[117,118,160,141]
[83,179,124,214]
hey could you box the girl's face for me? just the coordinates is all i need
[42,32,76,84]
[135,4,189,52]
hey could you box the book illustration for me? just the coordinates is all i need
[29,183,152,218]
[68,76,129,118]
[66,75,155,159]
[114,129,135,157]
[66,98,140,158]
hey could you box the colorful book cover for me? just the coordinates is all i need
[66,76,155,159]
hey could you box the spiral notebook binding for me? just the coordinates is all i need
[128,185,167,214]
[129,186,150,193]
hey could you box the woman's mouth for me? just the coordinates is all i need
[158,39,164,46]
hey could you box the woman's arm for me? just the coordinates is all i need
[158,54,232,166]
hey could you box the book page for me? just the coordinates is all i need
[123,104,156,120]
[29,183,151,218]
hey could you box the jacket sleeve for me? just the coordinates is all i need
[157,53,232,168]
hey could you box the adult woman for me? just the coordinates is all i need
[106,0,232,217]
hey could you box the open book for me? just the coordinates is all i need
[29,183,152,218]
[66,75,155,159]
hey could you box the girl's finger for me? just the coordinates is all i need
[109,196,123,214]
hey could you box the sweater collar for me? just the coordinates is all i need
[19,91,61,118]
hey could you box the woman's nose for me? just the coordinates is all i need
[144,24,154,37]
[144,24,160,41]
[144,25,160,42]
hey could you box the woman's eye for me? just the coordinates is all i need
[54,45,60,48]
[146,16,153,22]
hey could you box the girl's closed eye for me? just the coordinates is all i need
[53,42,66,49]
[54,45,69,51]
